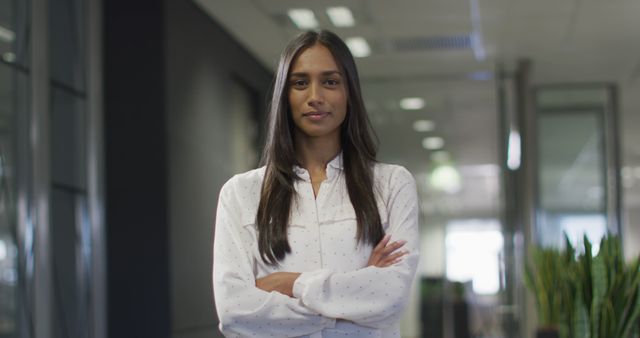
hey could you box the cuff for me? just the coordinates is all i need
[292,269,331,300]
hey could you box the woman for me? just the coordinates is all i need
[213,30,419,338]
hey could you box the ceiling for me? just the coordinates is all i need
[194,0,640,217]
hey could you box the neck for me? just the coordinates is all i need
[294,132,341,174]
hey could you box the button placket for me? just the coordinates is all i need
[312,179,325,268]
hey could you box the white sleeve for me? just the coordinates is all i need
[213,178,336,338]
[291,167,420,329]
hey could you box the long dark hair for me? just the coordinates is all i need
[256,30,383,265]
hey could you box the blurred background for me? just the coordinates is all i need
[0,0,639,337]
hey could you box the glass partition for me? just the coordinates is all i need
[0,0,30,335]
[534,86,620,249]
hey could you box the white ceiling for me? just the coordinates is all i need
[194,0,640,217]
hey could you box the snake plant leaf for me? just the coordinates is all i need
[591,254,607,337]
[565,233,575,258]
[618,279,640,338]
[583,235,594,306]
[573,293,590,338]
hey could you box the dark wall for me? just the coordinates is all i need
[104,0,273,337]
[104,1,170,338]
[165,1,272,337]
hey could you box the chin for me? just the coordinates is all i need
[299,127,340,139]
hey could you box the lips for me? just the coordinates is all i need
[303,111,331,120]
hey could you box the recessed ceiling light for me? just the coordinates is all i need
[400,97,425,110]
[287,9,318,29]
[634,166,640,179]
[345,37,370,58]
[413,120,435,132]
[507,129,521,170]
[430,151,450,162]
[326,7,355,27]
[422,136,444,150]
[429,164,461,193]
[0,26,15,42]
[2,52,16,63]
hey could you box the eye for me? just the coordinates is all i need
[291,79,308,88]
[325,79,340,86]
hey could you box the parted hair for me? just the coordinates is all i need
[256,30,383,265]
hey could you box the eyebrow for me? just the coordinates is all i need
[289,70,343,77]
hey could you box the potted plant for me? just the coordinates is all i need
[524,236,575,338]
[568,235,640,338]
[524,234,640,338]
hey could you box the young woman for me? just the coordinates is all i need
[213,30,419,338]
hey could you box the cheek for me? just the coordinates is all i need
[335,93,348,118]
[288,91,303,113]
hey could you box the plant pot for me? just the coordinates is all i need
[535,328,559,338]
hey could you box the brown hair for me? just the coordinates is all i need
[257,30,383,265]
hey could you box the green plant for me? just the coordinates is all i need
[524,236,575,334]
[524,234,640,338]
[569,235,640,338]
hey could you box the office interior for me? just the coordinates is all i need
[0,0,639,337]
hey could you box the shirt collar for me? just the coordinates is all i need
[327,151,344,170]
[292,151,344,179]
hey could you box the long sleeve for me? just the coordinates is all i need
[291,167,420,329]
[213,178,335,337]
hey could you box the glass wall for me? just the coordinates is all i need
[0,0,30,336]
[0,0,103,336]
[534,86,620,250]
[367,76,511,337]
[49,0,93,337]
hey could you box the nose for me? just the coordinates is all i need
[307,82,323,107]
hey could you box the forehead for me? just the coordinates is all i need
[290,43,340,74]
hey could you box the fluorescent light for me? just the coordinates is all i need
[326,7,355,27]
[469,0,486,61]
[0,26,15,42]
[0,239,6,260]
[430,151,450,163]
[507,128,521,170]
[345,37,370,58]
[634,166,640,179]
[422,136,444,150]
[2,52,16,63]
[288,9,318,29]
[430,164,461,193]
[413,120,435,132]
[400,97,425,110]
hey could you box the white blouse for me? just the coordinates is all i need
[213,154,419,338]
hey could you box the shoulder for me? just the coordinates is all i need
[371,162,418,220]
[219,166,265,204]
[373,162,416,189]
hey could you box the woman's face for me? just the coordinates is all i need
[288,43,348,142]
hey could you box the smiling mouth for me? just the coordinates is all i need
[303,111,331,118]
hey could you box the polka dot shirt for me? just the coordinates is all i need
[213,154,420,338]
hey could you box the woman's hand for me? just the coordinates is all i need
[256,272,301,297]
[367,234,408,267]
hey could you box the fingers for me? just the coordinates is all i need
[378,249,409,267]
[380,239,407,257]
[367,234,410,267]
[373,234,391,252]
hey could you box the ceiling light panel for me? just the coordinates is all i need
[422,136,445,150]
[400,97,425,110]
[0,26,15,42]
[345,37,370,58]
[430,151,451,162]
[287,9,318,29]
[413,120,435,132]
[326,7,355,27]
